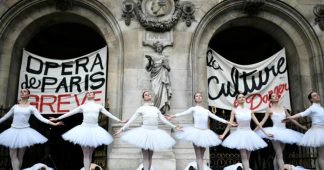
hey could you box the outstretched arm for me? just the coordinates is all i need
[252,112,272,137]
[56,106,82,120]
[284,110,307,130]
[219,110,235,140]
[158,111,176,129]
[100,106,122,122]
[31,107,62,126]
[254,109,271,131]
[114,111,140,136]
[208,110,229,124]
[0,106,15,124]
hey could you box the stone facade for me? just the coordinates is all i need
[0,0,323,169]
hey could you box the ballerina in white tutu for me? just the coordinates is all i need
[255,93,306,170]
[284,91,324,170]
[165,92,236,170]
[50,91,126,170]
[114,91,182,170]
[219,93,272,170]
[0,88,62,170]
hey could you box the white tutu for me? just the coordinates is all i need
[62,123,113,147]
[299,126,324,147]
[256,127,303,144]
[222,128,267,151]
[0,127,47,148]
[175,126,221,147]
[121,126,175,151]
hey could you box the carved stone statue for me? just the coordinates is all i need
[145,42,172,114]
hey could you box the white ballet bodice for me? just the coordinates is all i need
[58,101,120,124]
[234,107,251,129]
[174,106,227,129]
[0,105,49,128]
[121,105,176,130]
[271,112,286,128]
[300,103,324,127]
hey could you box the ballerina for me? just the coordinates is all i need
[255,93,306,170]
[114,90,182,170]
[0,88,62,170]
[219,92,272,170]
[165,92,236,170]
[50,91,126,170]
[284,91,324,170]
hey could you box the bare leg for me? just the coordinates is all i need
[272,141,285,170]
[273,156,279,170]
[9,149,19,170]
[82,146,95,170]
[18,147,26,169]
[148,150,154,170]
[201,147,206,168]
[193,144,203,170]
[240,149,250,170]
[318,146,324,170]
[142,149,150,170]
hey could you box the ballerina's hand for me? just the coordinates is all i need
[49,117,58,122]
[164,114,172,120]
[120,119,128,123]
[219,134,225,140]
[114,129,122,136]
[55,121,64,126]
[267,133,273,138]
[301,125,307,130]
[282,116,292,123]
[229,122,237,127]
[175,125,183,131]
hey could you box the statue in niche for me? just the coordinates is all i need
[145,42,172,114]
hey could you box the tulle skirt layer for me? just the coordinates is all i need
[175,126,221,147]
[121,126,175,151]
[256,127,303,144]
[0,127,47,148]
[62,123,113,147]
[222,128,267,151]
[299,126,324,147]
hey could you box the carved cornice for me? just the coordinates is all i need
[122,0,195,32]
[243,0,266,15]
[314,4,324,30]
[54,0,73,11]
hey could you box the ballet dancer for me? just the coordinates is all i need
[114,90,182,170]
[219,92,272,170]
[284,91,324,170]
[165,92,236,170]
[50,91,126,170]
[256,93,306,170]
[0,88,62,170]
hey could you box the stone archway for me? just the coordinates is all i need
[190,0,323,111]
[0,0,124,115]
[0,0,124,169]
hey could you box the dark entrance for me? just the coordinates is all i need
[0,23,107,170]
[208,26,315,169]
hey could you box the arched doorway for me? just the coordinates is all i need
[23,22,106,170]
[208,26,283,169]
[0,1,124,169]
[190,0,323,169]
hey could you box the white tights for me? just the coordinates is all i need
[142,149,153,170]
[272,141,285,170]
[193,144,206,170]
[240,149,251,170]
[81,146,95,170]
[9,147,26,170]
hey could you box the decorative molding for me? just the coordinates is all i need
[314,4,324,30]
[54,0,73,11]
[122,0,135,26]
[181,1,195,27]
[121,0,195,32]
[243,0,266,15]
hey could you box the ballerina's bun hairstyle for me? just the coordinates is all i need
[235,92,244,99]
